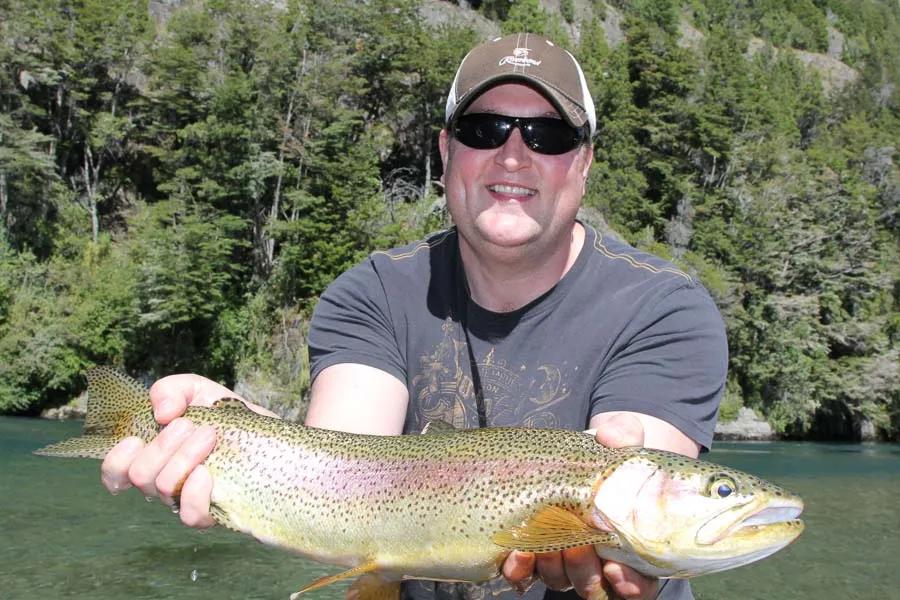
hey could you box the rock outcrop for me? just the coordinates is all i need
[714,407,776,441]
[40,392,87,420]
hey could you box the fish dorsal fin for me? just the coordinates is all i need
[211,398,253,411]
[290,561,381,600]
[421,420,457,435]
[492,505,621,553]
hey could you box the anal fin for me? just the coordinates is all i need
[492,505,621,553]
[290,561,380,600]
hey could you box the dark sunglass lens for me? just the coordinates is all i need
[522,118,584,155]
[453,114,511,149]
[453,114,586,155]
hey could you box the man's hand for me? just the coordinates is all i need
[99,374,276,528]
[501,413,659,600]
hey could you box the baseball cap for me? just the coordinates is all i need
[445,33,596,137]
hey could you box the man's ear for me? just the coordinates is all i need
[439,128,450,171]
[580,144,594,194]
[581,144,594,179]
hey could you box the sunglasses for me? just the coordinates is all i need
[451,113,589,155]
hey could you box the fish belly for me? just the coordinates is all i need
[199,423,603,582]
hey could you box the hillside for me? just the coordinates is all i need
[1,0,898,439]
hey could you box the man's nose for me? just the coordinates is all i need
[494,127,532,171]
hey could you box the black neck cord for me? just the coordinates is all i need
[462,311,488,428]
[456,250,487,428]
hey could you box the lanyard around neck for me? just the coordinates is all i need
[456,247,487,428]
[461,306,488,429]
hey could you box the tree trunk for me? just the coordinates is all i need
[82,146,100,243]
[423,103,432,198]
[266,48,310,269]
[268,81,299,267]
[0,171,9,237]
[0,171,8,227]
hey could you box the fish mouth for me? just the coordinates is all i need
[697,500,804,546]
[737,505,803,529]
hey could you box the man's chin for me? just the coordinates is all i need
[478,231,541,252]
[474,215,542,247]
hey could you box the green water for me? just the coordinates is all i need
[2,417,898,600]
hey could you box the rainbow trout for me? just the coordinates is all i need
[35,368,804,600]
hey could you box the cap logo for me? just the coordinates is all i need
[498,47,541,68]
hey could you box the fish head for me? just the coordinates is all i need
[591,448,804,578]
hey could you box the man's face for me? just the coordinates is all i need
[439,82,593,261]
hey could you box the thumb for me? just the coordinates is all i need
[148,374,198,425]
[593,412,645,448]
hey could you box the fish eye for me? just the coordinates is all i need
[708,474,737,498]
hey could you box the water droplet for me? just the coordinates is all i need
[171,506,180,514]
[190,569,198,582]
[144,496,154,503]
[193,546,198,553]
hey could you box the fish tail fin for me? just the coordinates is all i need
[33,366,157,459]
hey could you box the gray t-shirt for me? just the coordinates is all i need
[309,224,728,600]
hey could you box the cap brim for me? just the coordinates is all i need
[448,75,589,132]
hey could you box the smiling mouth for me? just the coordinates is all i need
[488,184,536,197]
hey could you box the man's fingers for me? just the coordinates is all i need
[150,375,202,424]
[536,552,572,592]
[501,551,536,593]
[155,425,217,503]
[101,437,145,494]
[149,374,266,423]
[562,546,605,600]
[127,418,196,498]
[178,465,215,528]
[603,561,658,600]
[593,413,645,448]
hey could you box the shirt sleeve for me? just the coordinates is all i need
[590,283,728,450]
[308,257,407,385]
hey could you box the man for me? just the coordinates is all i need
[101,33,727,600]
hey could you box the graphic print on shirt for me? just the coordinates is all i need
[410,318,573,429]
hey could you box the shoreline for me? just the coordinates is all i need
[34,404,883,443]
[35,404,782,442]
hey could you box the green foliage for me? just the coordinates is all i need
[479,0,512,21]
[0,115,61,254]
[755,0,828,51]
[560,0,575,24]
[690,0,829,51]
[717,377,745,423]
[629,0,680,34]
[501,0,571,44]
[0,217,136,412]
[0,0,897,440]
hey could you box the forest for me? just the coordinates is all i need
[0,0,897,439]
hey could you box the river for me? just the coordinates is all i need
[1,417,898,600]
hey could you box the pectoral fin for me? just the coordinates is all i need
[492,505,621,553]
[348,574,401,600]
[290,561,379,599]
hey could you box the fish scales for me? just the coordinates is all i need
[34,367,805,599]
[193,407,610,580]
